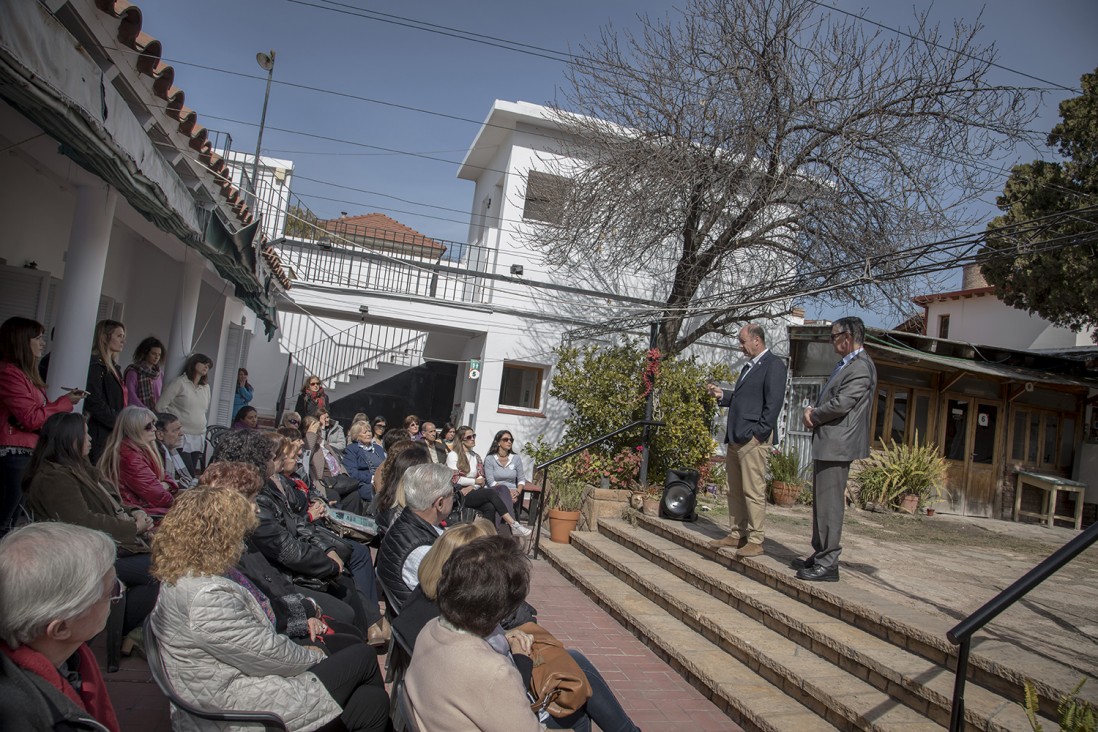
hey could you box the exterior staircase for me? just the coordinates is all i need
[539,512,1068,732]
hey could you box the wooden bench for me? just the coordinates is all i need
[1013,470,1086,530]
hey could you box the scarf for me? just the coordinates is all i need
[225,568,277,626]
[124,362,160,409]
[1,642,121,732]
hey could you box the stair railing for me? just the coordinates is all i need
[530,420,664,560]
[946,519,1098,731]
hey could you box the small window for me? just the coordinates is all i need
[938,314,950,340]
[499,363,544,410]
[522,172,571,225]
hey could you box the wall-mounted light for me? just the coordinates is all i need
[358,305,369,314]
[510,264,524,276]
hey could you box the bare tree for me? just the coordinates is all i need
[526,0,1035,355]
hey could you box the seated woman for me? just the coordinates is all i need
[303,414,361,514]
[484,429,531,525]
[150,487,390,732]
[447,426,530,537]
[232,405,259,430]
[368,440,429,531]
[155,412,197,490]
[99,405,177,518]
[0,523,122,731]
[22,413,159,637]
[342,420,384,504]
[397,528,638,732]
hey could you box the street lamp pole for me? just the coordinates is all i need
[250,50,275,210]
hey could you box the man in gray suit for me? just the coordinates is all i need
[706,324,787,559]
[797,317,876,582]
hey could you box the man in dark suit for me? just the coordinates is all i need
[706,324,787,559]
[796,317,877,582]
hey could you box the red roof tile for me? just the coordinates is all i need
[318,213,446,256]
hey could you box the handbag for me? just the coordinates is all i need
[516,622,592,718]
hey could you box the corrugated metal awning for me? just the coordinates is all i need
[867,341,1098,389]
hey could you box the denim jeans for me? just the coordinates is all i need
[0,453,31,537]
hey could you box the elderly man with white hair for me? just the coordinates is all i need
[0,522,122,731]
[376,462,455,611]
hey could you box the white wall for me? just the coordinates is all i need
[925,296,1087,349]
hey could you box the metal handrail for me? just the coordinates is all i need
[530,419,665,559]
[946,519,1098,731]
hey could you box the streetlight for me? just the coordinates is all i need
[250,50,275,209]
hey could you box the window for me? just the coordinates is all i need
[499,363,544,411]
[1009,406,1077,475]
[871,384,934,447]
[521,172,571,225]
[938,314,950,340]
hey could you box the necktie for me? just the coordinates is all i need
[737,362,752,384]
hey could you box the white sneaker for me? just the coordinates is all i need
[512,523,532,537]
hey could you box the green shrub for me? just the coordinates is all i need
[768,445,804,484]
[1022,678,1095,732]
[853,439,946,510]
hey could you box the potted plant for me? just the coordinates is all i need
[640,485,663,517]
[852,439,946,513]
[768,445,804,508]
[545,479,586,543]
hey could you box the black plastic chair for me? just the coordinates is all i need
[104,587,126,673]
[395,681,421,732]
[143,617,288,731]
[374,573,408,684]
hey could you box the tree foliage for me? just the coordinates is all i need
[527,0,1033,355]
[980,68,1098,342]
[526,342,731,485]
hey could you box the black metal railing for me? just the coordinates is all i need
[946,519,1098,730]
[530,420,665,559]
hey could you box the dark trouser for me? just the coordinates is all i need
[462,487,512,523]
[546,650,640,732]
[182,451,205,477]
[311,644,389,732]
[357,482,374,504]
[489,484,517,530]
[326,574,381,632]
[298,586,358,628]
[338,491,363,515]
[0,453,31,536]
[115,553,159,635]
[810,460,851,570]
[347,540,380,607]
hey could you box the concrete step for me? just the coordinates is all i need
[629,512,1080,721]
[567,529,942,732]
[540,539,840,732]
[596,519,1051,732]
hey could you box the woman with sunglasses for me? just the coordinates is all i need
[446,427,531,537]
[484,430,530,525]
[294,376,328,419]
[22,412,159,637]
[99,405,177,518]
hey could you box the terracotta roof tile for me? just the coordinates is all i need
[319,213,446,255]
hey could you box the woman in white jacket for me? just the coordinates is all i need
[156,353,213,476]
[149,486,389,732]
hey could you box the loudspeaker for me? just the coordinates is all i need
[660,468,698,522]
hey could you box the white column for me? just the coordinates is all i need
[165,252,204,377]
[48,185,118,402]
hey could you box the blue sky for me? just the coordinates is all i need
[138,0,1097,325]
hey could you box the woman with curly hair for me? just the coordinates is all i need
[294,376,328,419]
[99,406,176,518]
[122,336,164,411]
[150,487,389,732]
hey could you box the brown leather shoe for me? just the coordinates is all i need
[736,543,764,558]
[367,617,391,647]
[707,535,747,550]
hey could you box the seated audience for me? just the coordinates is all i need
[122,336,164,411]
[418,421,448,464]
[448,426,530,537]
[485,429,531,523]
[439,423,457,452]
[0,523,122,732]
[155,412,198,489]
[403,415,421,440]
[85,319,126,464]
[232,405,259,430]
[0,316,79,536]
[303,413,361,513]
[321,409,347,456]
[375,462,453,611]
[343,420,384,504]
[23,413,159,637]
[369,440,429,531]
[150,488,390,732]
[370,417,388,459]
[99,405,177,517]
[281,410,303,430]
[232,367,253,418]
[398,528,639,732]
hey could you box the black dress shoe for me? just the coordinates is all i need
[791,555,816,570]
[796,564,839,582]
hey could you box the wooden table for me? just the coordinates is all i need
[1013,470,1086,530]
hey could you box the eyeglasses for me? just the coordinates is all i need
[287,419,300,425]
[308,381,320,387]
[143,421,156,432]
[829,331,848,342]
[463,434,476,440]
[106,577,125,604]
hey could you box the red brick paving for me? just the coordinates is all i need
[99,555,740,731]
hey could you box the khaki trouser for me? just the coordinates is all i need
[724,434,772,545]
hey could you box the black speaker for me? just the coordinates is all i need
[660,469,698,522]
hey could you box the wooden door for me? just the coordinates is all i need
[938,396,1004,517]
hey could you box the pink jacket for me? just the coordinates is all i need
[118,440,176,515]
[0,363,73,450]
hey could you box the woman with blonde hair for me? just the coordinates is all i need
[150,487,389,732]
[446,426,530,537]
[99,405,176,517]
[85,319,126,463]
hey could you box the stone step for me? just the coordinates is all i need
[629,512,1082,717]
[567,529,943,732]
[596,519,1053,732]
[540,539,840,732]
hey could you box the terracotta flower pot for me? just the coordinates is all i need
[642,497,661,517]
[547,509,581,543]
[770,480,800,508]
[898,493,920,514]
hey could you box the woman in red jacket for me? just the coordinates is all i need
[98,405,176,517]
[0,317,82,535]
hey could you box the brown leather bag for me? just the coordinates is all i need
[517,622,592,718]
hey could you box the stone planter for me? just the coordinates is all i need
[642,497,661,517]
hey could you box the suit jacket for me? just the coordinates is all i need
[810,351,877,462]
[719,350,788,445]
